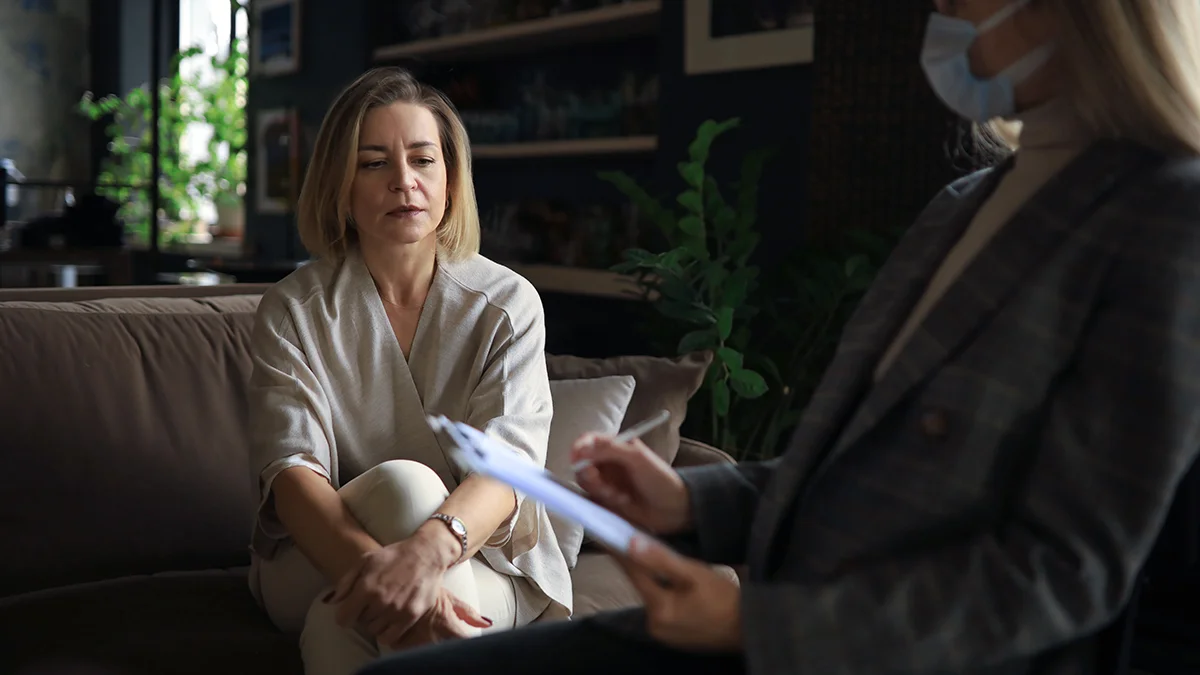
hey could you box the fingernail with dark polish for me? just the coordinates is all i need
[321,590,335,604]
[482,616,493,626]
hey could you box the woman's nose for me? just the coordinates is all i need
[389,165,415,192]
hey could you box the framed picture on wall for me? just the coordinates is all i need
[684,0,814,75]
[255,108,300,214]
[251,0,301,77]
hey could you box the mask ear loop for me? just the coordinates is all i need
[976,0,1035,34]
[1001,42,1055,86]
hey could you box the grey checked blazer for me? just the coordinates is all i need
[677,140,1200,675]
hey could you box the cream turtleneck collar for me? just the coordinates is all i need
[872,98,1095,381]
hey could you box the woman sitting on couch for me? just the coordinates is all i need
[245,67,571,675]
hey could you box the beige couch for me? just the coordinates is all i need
[0,284,732,675]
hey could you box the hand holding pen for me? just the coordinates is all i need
[568,410,694,536]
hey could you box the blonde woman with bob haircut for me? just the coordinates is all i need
[244,67,571,675]
[361,2,1200,675]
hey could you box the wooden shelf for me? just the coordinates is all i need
[507,264,646,300]
[472,135,657,159]
[373,1,661,62]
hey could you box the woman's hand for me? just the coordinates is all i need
[327,523,461,645]
[615,535,742,653]
[570,434,692,535]
[387,588,492,650]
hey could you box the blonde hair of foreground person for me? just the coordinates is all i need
[980,0,1200,156]
[295,67,481,261]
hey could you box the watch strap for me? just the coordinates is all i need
[428,512,468,564]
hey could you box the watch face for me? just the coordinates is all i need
[450,518,467,536]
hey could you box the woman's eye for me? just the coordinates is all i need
[361,160,385,169]
[414,158,435,167]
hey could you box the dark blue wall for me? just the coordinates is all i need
[241,0,812,356]
[243,0,811,266]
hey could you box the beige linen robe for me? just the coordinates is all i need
[246,246,570,624]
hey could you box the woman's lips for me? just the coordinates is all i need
[387,207,424,217]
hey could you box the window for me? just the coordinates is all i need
[177,0,248,244]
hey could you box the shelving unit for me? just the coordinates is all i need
[373,1,662,63]
[507,264,646,300]
[369,1,663,300]
[472,135,657,159]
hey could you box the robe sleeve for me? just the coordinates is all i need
[462,282,554,547]
[247,290,337,553]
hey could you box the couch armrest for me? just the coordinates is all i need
[672,437,736,468]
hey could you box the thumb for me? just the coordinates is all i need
[627,535,697,587]
[328,561,362,604]
[448,593,493,629]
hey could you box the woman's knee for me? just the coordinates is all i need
[340,460,449,544]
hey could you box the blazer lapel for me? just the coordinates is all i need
[828,140,1157,457]
[745,163,1008,571]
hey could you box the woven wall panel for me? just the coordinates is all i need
[809,1,967,237]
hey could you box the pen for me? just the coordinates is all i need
[571,409,671,475]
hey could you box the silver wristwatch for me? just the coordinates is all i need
[428,512,468,564]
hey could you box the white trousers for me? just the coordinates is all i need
[251,460,518,675]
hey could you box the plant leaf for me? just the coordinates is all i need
[715,306,734,340]
[721,266,758,306]
[678,329,718,354]
[677,190,703,216]
[712,378,731,416]
[728,232,761,265]
[730,368,769,399]
[677,161,705,188]
[688,117,740,163]
[717,346,744,370]
[598,170,675,240]
[679,215,705,237]
[658,275,694,303]
[657,299,714,325]
[713,207,737,235]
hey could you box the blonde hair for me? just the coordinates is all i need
[295,67,480,261]
[979,0,1200,157]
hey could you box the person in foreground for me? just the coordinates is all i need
[358,1,1200,674]
[245,67,571,675]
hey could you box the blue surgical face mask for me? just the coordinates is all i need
[921,0,1055,122]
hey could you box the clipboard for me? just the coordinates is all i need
[426,414,643,555]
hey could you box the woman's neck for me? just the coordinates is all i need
[1014,97,1094,150]
[360,237,438,309]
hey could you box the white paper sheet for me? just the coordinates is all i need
[427,415,642,554]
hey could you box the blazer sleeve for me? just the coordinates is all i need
[672,460,780,565]
[247,291,336,546]
[739,226,1200,674]
[462,282,554,544]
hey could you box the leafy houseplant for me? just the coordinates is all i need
[77,34,248,247]
[600,118,777,451]
[729,229,897,460]
[601,119,900,459]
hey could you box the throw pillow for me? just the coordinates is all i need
[546,375,636,568]
[546,351,712,466]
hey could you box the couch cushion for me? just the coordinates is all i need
[546,352,712,465]
[547,376,636,568]
[0,296,261,596]
[571,552,643,618]
[570,552,741,619]
[0,568,300,675]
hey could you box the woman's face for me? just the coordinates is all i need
[934,0,1059,106]
[350,102,448,251]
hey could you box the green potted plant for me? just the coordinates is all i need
[599,118,776,452]
[601,118,899,458]
[77,35,247,247]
